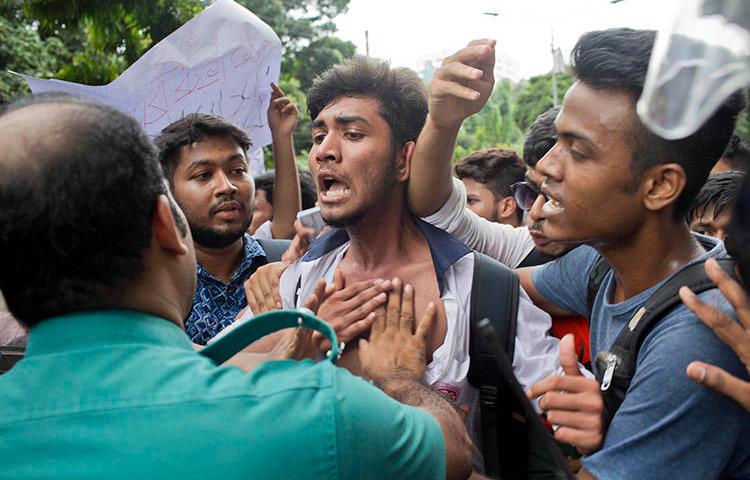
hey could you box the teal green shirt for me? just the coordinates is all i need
[0,310,445,479]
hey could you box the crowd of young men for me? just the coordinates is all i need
[1,25,749,480]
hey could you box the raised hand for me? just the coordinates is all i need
[681,258,750,412]
[527,334,604,454]
[358,278,438,385]
[428,39,496,129]
[267,83,299,137]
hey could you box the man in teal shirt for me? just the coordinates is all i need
[0,94,471,479]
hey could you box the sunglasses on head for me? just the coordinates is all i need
[511,181,547,210]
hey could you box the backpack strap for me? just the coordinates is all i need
[469,251,519,360]
[255,238,291,263]
[517,247,557,268]
[594,257,738,428]
[586,254,611,317]
[467,251,520,479]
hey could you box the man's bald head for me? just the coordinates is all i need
[0,94,172,326]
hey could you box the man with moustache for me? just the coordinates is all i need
[271,57,564,477]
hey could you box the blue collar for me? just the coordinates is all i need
[302,218,471,295]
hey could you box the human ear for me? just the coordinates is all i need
[397,141,416,182]
[497,196,517,221]
[152,195,190,255]
[642,163,687,213]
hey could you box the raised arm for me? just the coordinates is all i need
[267,83,301,239]
[408,40,496,217]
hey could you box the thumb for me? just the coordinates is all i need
[560,334,582,377]
[687,361,750,411]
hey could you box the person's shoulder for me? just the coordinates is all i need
[643,287,736,363]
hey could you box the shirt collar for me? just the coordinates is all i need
[24,309,194,357]
[302,218,471,295]
[196,233,267,284]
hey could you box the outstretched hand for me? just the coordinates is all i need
[680,258,750,412]
[527,334,604,454]
[428,39,496,129]
[358,278,438,386]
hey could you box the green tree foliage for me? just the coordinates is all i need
[513,70,574,135]
[453,78,524,162]
[2,0,355,93]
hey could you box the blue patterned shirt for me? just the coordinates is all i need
[186,234,267,345]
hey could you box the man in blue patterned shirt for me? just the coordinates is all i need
[156,114,268,345]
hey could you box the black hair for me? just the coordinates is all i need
[0,93,178,327]
[687,171,745,224]
[455,148,526,222]
[523,107,560,168]
[254,171,275,203]
[726,171,750,287]
[721,135,750,172]
[155,113,252,183]
[306,56,428,148]
[254,169,317,211]
[298,169,317,210]
[571,28,745,220]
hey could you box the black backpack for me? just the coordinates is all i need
[586,252,738,428]
[468,252,572,480]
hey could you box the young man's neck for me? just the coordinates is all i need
[599,218,705,303]
[195,237,245,284]
[345,200,426,270]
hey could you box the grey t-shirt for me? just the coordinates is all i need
[532,238,750,479]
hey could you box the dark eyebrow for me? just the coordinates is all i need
[312,115,371,129]
[558,129,598,150]
[185,154,246,172]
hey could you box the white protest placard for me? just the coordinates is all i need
[17,0,281,148]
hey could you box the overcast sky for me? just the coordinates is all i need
[334,0,683,80]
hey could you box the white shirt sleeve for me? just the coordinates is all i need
[252,220,274,240]
[421,177,535,268]
[511,287,562,392]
